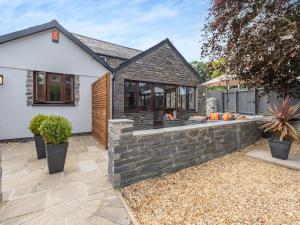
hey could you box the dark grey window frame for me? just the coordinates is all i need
[124,79,196,113]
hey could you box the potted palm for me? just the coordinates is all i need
[39,115,72,174]
[28,114,48,159]
[261,97,300,160]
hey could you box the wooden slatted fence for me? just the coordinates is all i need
[92,73,110,148]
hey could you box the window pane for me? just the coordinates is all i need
[178,87,186,110]
[187,87,195,110]
[171,92,176,108]
[49,74,62,82]
[139,82,152,111]
[35,72,46,102]
[165,86,176,109]
[154,86,164,111]
[166,93,171,108]
[49,83,62,101]
[64,75,74,102]
[124,81,137,111]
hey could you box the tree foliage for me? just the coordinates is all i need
[202,0,300,97]
[208,57,226,78]
[190,61,211,82]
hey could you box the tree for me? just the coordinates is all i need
[190,61,211,82]
[201,0,300,98]
[208,57,226,78]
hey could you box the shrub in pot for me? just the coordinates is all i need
[260,97,300,160]
[28,114,48,159]
[39,115,72,174]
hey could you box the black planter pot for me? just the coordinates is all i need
[268,138,292,160]
[46,142,68,174]
[34,135,46,159]
[262,131,273,139]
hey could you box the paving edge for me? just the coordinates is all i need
[116,190,141,225]
[245,151,300,171]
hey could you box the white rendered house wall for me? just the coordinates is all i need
[0,30,109,140]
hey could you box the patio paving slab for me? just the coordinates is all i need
[0,136,132,225]
[246,149,300,170]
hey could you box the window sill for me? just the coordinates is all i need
[32,103,76,106]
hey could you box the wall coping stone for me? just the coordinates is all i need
[133,119,258,136]
[109,119,133,123]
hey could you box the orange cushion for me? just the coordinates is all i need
[210,112,220,120]
[167,114,174,120]
[223,112,231,121]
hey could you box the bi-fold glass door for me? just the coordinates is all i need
[153,85,165,128]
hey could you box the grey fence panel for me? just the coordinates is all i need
[256,89,269,114]
[238,90,255,114]
[206,88,299,115]
[223,91,236,113]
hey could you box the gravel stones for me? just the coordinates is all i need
[121,140,300,225]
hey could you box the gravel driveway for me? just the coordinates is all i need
[121,140,300,225]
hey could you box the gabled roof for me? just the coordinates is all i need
[114,38,204,83]
[73,33,142,60]
[0,20,112,71]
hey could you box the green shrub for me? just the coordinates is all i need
[39,115,72,144]
[28,114,48,136]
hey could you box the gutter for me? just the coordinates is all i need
[112,70,116,119]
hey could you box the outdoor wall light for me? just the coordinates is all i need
[0,75,3,85]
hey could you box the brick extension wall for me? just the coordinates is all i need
[108,119,261,188]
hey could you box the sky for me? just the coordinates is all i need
[0,0,211,62]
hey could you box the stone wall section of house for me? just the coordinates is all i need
[108,119,261,187]
[123,112,154,130]
[74,76,80,105]
[176,111,198,120]
[197,85,206,116]
[113,42,202,129]
[26,71,80,106]
[105,56,126,68]
[26,71,34,106]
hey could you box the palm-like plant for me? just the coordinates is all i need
[261,97,300,142]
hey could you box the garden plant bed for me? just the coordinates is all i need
[121,140,300,225]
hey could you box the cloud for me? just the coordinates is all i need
[0,0,210,61]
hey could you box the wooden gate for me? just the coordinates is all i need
[92,73,110,148]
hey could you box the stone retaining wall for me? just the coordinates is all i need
[108,119,261,188]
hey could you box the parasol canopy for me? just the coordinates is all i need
[201,74,242,87]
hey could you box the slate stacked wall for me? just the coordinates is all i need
[113,41,206,130]
[108,119,261,188]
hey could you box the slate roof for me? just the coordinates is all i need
[73,33,142,60]
[0,20,200,82]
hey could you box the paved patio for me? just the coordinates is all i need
[0,135,132,225]
[247,149,300,170]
